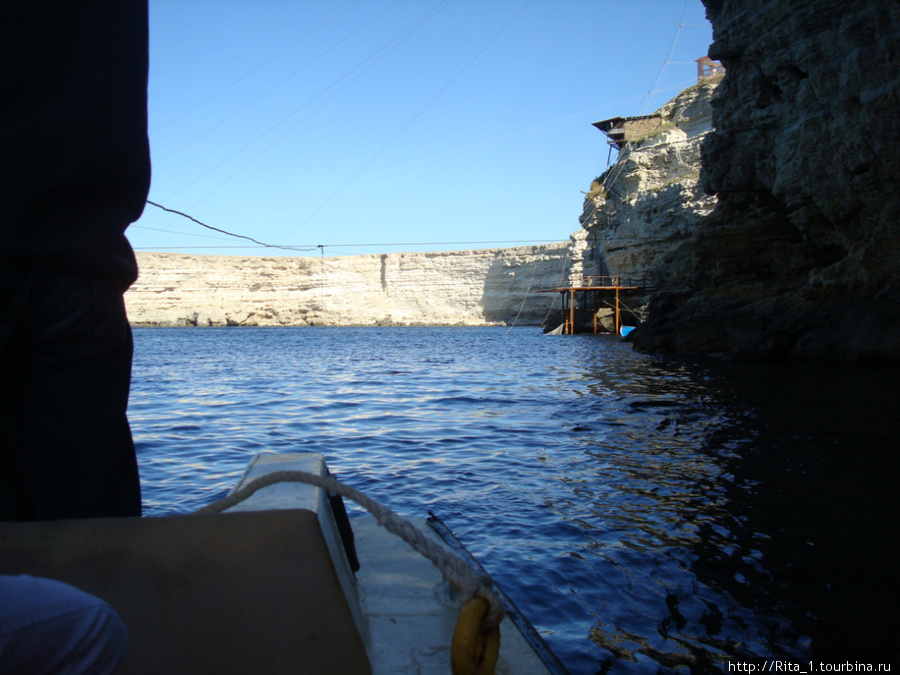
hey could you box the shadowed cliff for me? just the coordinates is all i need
[631,0,900,363]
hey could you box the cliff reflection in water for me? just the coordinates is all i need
[130,328,900,672]
[696,362,900,663]
[570,354,900,669]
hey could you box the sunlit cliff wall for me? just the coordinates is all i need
[126,244,573,327]
[578,77,720,282]
[630,0,900,362]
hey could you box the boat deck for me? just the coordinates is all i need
[0,453,558,674]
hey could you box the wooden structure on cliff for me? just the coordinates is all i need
[594,56,723,151]
[539,276,655,335]
[592,115,663,150]
[695,56,725,81]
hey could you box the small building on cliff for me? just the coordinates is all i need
[592,115,664,150]
[695,56,724,81]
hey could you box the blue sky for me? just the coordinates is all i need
[133,0,713,257]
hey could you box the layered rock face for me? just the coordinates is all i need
[631,0,900,362]
[578,78,720,283]
[126,244,573,328]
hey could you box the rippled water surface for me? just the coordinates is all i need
[130,327,900,672]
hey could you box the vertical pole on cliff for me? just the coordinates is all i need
[569,289,575,335]
[560,291,567,334]
[615,287,620,336]
[319,245,325,315]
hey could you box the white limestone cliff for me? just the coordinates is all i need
[578,77,720,283]
[126,241,576,328]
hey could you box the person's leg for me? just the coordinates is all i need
[0,264,34,520]
[0,574,128,675]
[0,267,141,520]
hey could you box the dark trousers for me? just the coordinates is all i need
[0,265,141,520]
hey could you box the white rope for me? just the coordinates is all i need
[617,298,649,322]
[196,470,505,629]
[505,257,539,334]
[540,250,572,329]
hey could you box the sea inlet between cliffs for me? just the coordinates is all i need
[131,326,899,672]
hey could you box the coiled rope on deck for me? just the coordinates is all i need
[196,470,505,632]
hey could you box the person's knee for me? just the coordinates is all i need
[51,599,129,675]
[0,575,128,674]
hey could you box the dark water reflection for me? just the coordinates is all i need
[564,353,900,670]
[686,361,900,665]
[130,328,900,672]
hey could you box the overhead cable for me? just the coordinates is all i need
[150,0,367,136]
[279,0,534,244]
[145,201,321,252]
[154,0,406,164]
[159,0,453,208]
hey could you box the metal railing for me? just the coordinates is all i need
[578,276,656,291]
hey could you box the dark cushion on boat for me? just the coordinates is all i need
[0,509,370,674]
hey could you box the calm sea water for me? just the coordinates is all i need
[129,327,900,673]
